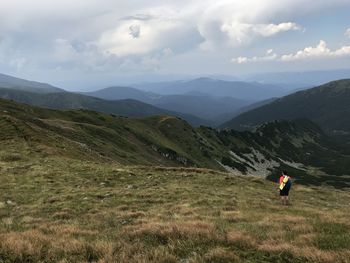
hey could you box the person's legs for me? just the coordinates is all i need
[280,196,284,205]
[283,196,287,205]
[280,189,288,205]
[280,190,285,205]
[285,188,290,205]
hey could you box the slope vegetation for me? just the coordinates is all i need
[1,98,350,262]
[1,159,350,263]
[0,98,349,188]
[222,79,350,135]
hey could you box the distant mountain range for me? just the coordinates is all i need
[1,72,284,126]
[134,77,290,101]
[84,86,250,123]
[221,79,350,137]
[83,86,159,102]
[3,72,350,138]
[83,77,293,124]
[0,88,209,126]
[0,73,64,93]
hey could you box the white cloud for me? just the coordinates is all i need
[346,28,350,38]
[281,40,350,61]
[232,49,277,64]
[220,22,300,46]
[197,1,304,49]
[97,15,186,56]
[232,40,350,64]
[0,0,311,56]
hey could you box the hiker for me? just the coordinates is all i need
[279,170,292,205]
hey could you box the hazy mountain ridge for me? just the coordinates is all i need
[0,73,277,126]
[82,86,160,102]
[0,73,64,93]
[152,94,248,121]
[85,86,250,123]
[0,87,210,127]
[216,97,278,126]
[85,78,294,124]
[135,77,290,101]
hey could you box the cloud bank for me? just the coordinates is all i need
[346,28,350,38]
[0,0,350,74]
[232,41,350,64]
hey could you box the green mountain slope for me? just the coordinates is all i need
[222,79,350,136]
[0,88,209,126]
[1,98,349,188]
[1,100,350,263]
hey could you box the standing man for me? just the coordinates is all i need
[279,171,292,205]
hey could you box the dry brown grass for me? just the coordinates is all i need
[258,240,350,263]
[220,211,244,223]
[203,247,240,262]
[123,220,221,243]
[1,158,350,262]
[226,230,257,248]
[0,230,51,261]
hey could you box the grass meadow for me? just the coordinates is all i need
[1,149,350,263]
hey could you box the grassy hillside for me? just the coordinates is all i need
[0,88,209,127]
[1,98,350,262]
[1,98,349,188]
[1,158,350,262]
[222,79,350,136]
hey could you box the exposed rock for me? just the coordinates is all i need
[6,200,15,205]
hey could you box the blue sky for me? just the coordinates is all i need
[0,0,349,90]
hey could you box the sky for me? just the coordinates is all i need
[0,0,350,90]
